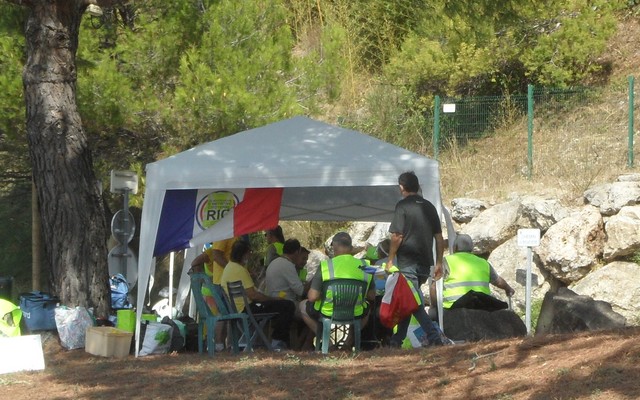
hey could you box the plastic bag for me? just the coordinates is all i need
[55,306,95,350]
[379,272,421,328]
[139,322,172,356]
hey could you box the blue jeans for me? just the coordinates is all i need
[390,272,442,346]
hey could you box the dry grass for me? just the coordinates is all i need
[438,82,636,207]
[438,16,640,207]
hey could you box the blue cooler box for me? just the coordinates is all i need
[19,291,59,331]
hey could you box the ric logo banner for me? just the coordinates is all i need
[195,191,239,230]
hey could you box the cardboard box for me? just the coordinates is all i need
[85,327,132,358]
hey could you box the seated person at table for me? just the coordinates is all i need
[374,238,396,267]
[296,247,311,282]
[221,240,295,351]
[431,234,515,311]
[265,240,313,350]
[264,225,285,267]
[265,239,308,302]
[299,232,376,347]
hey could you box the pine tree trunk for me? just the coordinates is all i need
[22,1,110,317]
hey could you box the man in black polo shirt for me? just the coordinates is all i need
[386,171,445,347]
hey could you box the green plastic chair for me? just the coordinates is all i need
[315,278,369,354]
[190,273,252,356]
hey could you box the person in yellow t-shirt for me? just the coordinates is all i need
[190,236,238,352]
[191,236,238,285]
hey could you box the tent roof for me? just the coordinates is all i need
[145,116,441,222]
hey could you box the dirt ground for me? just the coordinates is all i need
[2,327,640,400]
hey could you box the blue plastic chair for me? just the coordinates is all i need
[190,273,252,356]
[314,278,369,354]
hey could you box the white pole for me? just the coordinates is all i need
[525,246,533,335]
[437,279,444,332]
[169,251,174,319]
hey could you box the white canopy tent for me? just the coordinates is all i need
[135,116,449,354]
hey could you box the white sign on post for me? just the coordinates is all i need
[110,170,138,194]
[517,228,541,336]
[517,228,540,247]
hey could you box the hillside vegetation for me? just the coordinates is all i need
[438,16,640,207]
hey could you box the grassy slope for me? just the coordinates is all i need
[437,16,640,207]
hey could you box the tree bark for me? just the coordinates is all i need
[20,0,110,316]
[32,179,42,291]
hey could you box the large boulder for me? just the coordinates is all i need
[603,205,640,261]
[325,222,376,255]
[304,249,328,280]
[617,173,640,182]
[347,221,377,251]
[488,236,549,310]
[583,180,640,216]
[351,222,392,260]
[570,261,640,324]
[364,222,391,247]
[517,196,570,233]
[450,198,488,223]
[442,308,527,342]
[535,205,605,284]
[460,199,521,254]
[535,287,626,335]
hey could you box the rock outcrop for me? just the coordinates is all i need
[536,288,626,334]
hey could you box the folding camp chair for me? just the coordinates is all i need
[315,278,369,354]
[190,273,252,356]
[226,280,278,351]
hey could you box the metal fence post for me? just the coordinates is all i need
[629,76,635,168]
[433,95,441,160]
[527,84,534,180]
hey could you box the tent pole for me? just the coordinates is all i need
[169,251,174,319]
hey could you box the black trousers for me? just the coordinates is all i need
[248,299,295,343]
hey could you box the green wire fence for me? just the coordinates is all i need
[432,77,636,179]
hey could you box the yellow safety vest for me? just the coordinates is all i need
[314,255,372,317]
[264,242,284,266]
[442,252,491,309]
[274,242,284,256]
[0,299,22,337]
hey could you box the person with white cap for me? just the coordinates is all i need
[438,234,515,310]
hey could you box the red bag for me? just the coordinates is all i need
[379,272,421,328]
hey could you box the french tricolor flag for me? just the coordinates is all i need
[153,188,283,256]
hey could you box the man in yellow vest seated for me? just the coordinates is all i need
[264,225,285,267]
[439,234,515,310]
[299,232,376,346]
